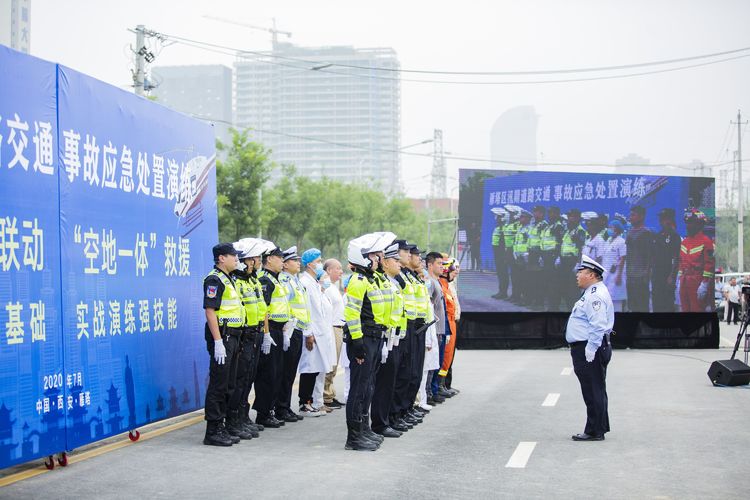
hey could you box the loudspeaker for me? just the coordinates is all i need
[708,359,750,386]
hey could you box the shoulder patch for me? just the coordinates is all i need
[591,286,597,294]
[592,300,601,311]
[206,285,218,299]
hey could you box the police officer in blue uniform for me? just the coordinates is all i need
[565,255,614,441]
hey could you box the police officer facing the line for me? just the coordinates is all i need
[565,255,614,441]
[202,243,246,446]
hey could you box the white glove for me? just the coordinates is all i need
[261,333,275,355]
[213,339,226,365]
[555,256,561,267]
[283,330,292,352]
[393,335,400,347]
[381,344,388,364]
[585,345,596,363]
[282,319,296,336]
[445,334,451,344]
[697,281,709,300]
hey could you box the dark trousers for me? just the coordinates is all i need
[571,340,612,436]
[204,330,241,423]
[406,326,426,411]
[346,335,384,423]
[510,258,523,300]
[298,372,318,406]
[651,275,675,312]
[493,246,508,295]
[430,334,447,394]
[627,276,651,312]
[228,328,262,417]
[727,301,741,324]
[542,252,559,311]
[277,329,303,414]
[372,343,401,431]
[252,327,283,418]
[392,325,414,415]
[561,257,579,308]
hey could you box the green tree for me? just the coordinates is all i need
[216,129,275,242]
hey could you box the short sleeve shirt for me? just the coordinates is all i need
[203,271,226,310]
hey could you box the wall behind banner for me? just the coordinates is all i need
[0,45,217,469]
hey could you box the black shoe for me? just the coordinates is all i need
[226,419,254,440]
[280,411,299,423]
[395,417,413,430]
[203,423,234,446]
[391,420,409,432]
[432,394,446,404]
[438,387,454,398]
[572,433,605,441]
[403,414,420,426]
[407,409,424,421]
[361,419,384,444]
[256,415,282,428]
[218,424,240,444]
[426,396,436,406]
[326,400,343,409]
[345,421,378,451]
[375,426,402,438]
[411,407,427,417]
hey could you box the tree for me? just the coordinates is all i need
[216,129,275,242]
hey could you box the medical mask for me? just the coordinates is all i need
[606,229,615,238]
[236,262,246,272]
[314,262,324,274]
[315,268,325,280]
[322,279,332,290]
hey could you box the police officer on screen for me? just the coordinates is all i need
[565,255,613,442]
[202,243,247,446]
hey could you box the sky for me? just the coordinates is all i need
[28,0,750,198]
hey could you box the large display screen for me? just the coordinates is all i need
[458,169,715,313]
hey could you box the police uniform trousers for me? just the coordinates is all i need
[229,327,262,418]
[345,332,384,423]
[493,245,508,296]
[277,329,303,415]
[542,251,559,310]
[560,257,580,308]
[204,325,242,423]
[392,325,414,416]
[651,273,675,312]
[406,320,427,410]
[570,338,612,436]
[371,342,401,432]
[252,324,284,418]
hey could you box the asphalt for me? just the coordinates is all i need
[2,322,750,499]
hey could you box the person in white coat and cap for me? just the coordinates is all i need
[297,248,335,417]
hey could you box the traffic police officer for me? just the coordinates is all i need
[560,209,588,307]
[226,238,266,439]
[202,243,246,446]
[502,205,521,301]
[277,246,309,422]
[512,210,532,305]
[541,206,565,310]
[343,233,387,451]
[490,207,508,299]
[527,205,549,307]
[565,255,614,441]
[253,243,288,429]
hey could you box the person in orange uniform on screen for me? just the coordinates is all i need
[678,208,715,312]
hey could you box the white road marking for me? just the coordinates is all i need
[561,367,573,376]
[542,393,560,407]
[505,441,537,468]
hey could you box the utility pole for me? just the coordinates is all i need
[731,110,747,272]
[134,25,146,96]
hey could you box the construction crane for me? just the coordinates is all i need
[202,15,291,48]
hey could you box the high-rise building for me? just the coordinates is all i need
[150,65,233,147]
[0,0,31,54]
[235,42,400,190]
[490,106,538,170]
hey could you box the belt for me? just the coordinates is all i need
[569,335,610,348]
[226,326,244,336]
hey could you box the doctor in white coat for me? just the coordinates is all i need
[298,248,335,416]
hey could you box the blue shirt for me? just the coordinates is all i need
[565,281,614,349]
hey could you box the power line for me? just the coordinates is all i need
[161,32,750,85]
[189,112,743,171]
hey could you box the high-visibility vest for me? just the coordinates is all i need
[411,273,430,320]
[503,221,519,248]
[561,226,585,257]
[400,272,417,321]
[528,222,547,250]
[375,271,394,327]
[205,269,246,327]
[266,272,291,323]
[492,226,503,246]
[344,271,387,339]
[253,275,268,324]
[513,225,530,254]
[541,221,562,251]
[390,279,407,330]
[236,276,260,327]
[282,273,310,330]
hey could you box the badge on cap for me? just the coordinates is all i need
[206,285,217,298]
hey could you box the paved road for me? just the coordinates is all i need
[2,336,749,499]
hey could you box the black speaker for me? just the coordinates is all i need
[708,359,750,386]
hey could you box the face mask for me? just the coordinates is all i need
[321,279,332,290]
[606,229,615,238]
[315,267,325,280]
[236,261,246,272]
[314,262,324,273]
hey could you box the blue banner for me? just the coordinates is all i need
[0,46,217,469]
[57,65,216,450]
[0,46,65,468]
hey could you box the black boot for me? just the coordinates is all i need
[345,420,378,451]
[226,412,253,440]
[203,421,234,447]
[438,378,454,398]
[240,412,260,438]
[361,416,384,444]
[375,426,402,438]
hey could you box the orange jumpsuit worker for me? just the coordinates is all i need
[439,258,458,380]
[678,208,715,312]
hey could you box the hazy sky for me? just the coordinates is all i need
[29,0,750,197]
